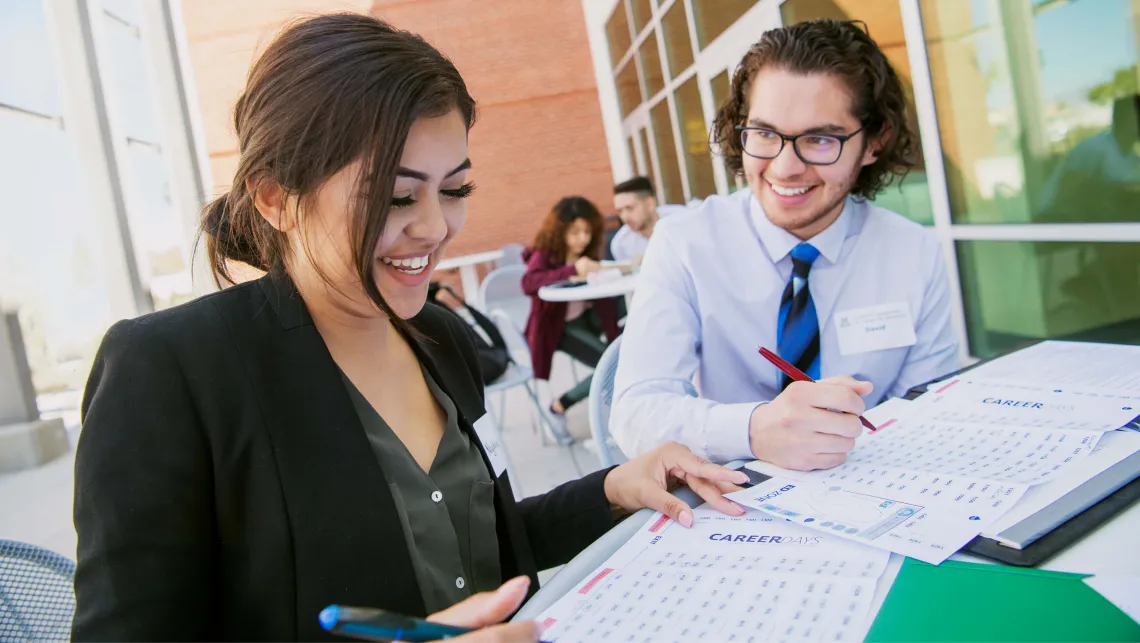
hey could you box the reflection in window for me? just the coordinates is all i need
[638,28,665,99]
[605,1,633,68]
[629,0,654,37]
[691,0,756,50]
[782,0,933,224]
[957,240,1140,357]
[615,60,643,118]
[661,1,694,79]
[922,0,1140,224]
[674,76,717,199]
[650,99,685,204]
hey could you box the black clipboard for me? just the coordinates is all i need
[904,354,1140,567]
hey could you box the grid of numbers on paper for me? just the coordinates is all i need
[547,558,876,643]
[847,421,1090,482]
[814,462,1023,512]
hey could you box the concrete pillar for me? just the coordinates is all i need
[0,309,68,473]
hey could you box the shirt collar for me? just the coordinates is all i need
[748,192,853,265]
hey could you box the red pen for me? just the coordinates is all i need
[758,346,879,432]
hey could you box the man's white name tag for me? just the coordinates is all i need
[834,302,917,356]
[472,414,508,478]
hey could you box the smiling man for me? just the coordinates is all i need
[611,19,959,470]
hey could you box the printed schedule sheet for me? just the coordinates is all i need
[536,507,889,643]
[726,377,1125,564]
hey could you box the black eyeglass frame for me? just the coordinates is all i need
[735,125,866,166]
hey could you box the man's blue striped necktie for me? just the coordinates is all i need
[777,243,821,389]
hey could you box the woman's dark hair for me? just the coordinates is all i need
[199,13,476,331]
[711,19,916,199]
[531,196,605,263]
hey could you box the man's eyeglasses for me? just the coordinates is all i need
[736,125,865,166]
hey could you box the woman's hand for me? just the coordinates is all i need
[574,256,601,277]
[426,576,542,642]
[603,441,750,527]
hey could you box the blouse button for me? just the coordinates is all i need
[431,490,443,503]
[455,576,466,589]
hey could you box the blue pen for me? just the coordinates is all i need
[319,605,471,641]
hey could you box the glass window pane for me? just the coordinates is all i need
[103,12,162,144]
[661,1,695,79]
[615,60,644,118]
[638,127,660,194]
[639,28,665,99]
[0,0,63,116]
[782,0,933,224]
[674,76,717,199]
[691,0,756,50]
[711,68,742,192]
[650,99,685,204]
[630,0,655,36]
[957,240,1140,358]
[627,136,640,174]
[0,117,118,394]
[922,0,1140,224]
[101,0,141,26]
[711,69,731,108]
[124,143,191,310]
[605,2,633,69]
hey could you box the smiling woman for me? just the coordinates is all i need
[72,12,748,643]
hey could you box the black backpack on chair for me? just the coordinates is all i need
[427,282,512,385]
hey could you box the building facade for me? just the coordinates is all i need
[2,0,616,394]
[582,0,1140,359]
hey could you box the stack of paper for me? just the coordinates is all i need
[728,341,1140,564]
[537,507,890,643]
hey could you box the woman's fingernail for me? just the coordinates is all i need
[679,510,694,528]
[505,576,530,592]
[733,501,748,514]
[734,471,750,483]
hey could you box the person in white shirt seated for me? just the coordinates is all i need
[609,176,683,264]
[611,19,960,470]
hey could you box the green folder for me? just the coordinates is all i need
[866,559,1140,642]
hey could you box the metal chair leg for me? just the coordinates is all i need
[525,380,551,446]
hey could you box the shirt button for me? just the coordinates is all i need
[455,577,466,589]
[431,490,443,503]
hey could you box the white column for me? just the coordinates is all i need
[582,0,635,181]
[900,0,971,364]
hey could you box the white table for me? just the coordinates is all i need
[515,462,1140,627]
[537,274,638,303]
[435,249,504,304]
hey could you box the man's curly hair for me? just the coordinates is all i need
[711,19,917,200]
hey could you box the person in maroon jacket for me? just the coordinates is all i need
[521,197,622,443]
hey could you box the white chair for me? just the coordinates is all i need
[478,265,530,331]
[479,265,584,384]
[586,335,628,468]
[486,308,585,475]
[496,243,525,268]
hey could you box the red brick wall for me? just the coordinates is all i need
[183,0,615,286]
[369,0,615,257]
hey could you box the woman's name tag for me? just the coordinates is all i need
[472,414,509,478]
